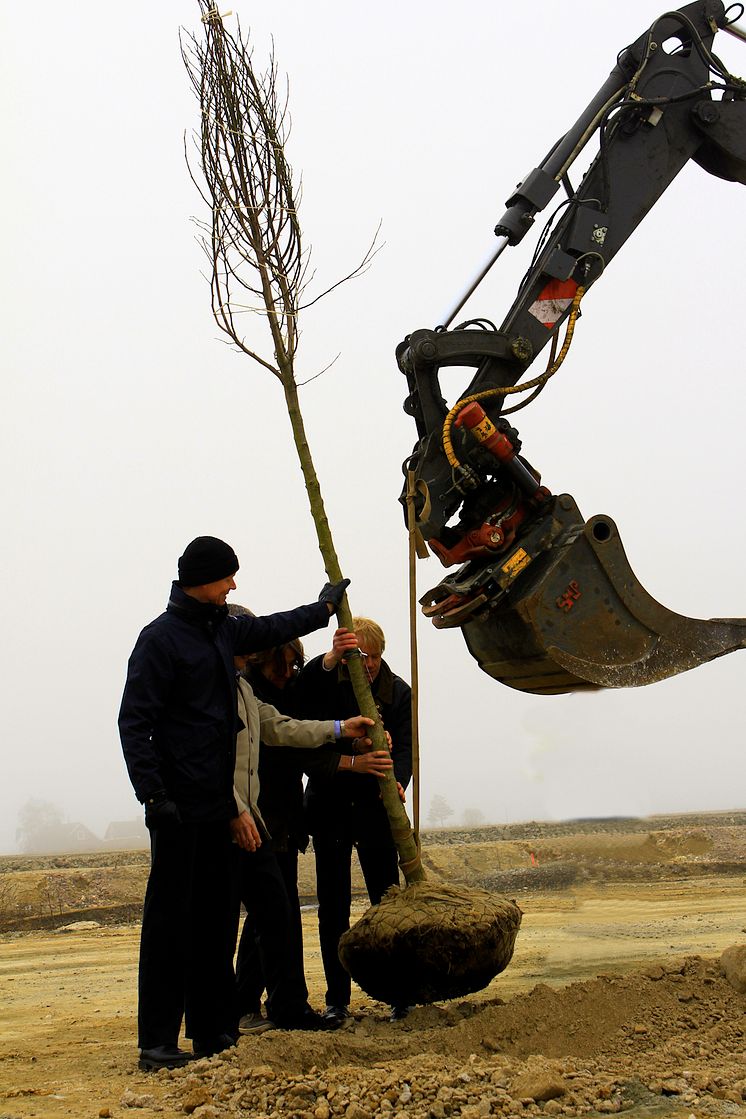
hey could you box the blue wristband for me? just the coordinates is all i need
[334,719,341,739]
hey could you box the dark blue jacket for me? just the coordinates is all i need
[118,583,330,822]
[297,655,412,838]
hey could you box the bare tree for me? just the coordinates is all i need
[181,4,423,884]
[35,874,77,919]
[462,806,485,828]
[16,799,64,854]
[0,874,20,931]
[428,794,454,829]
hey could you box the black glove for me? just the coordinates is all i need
[144,791,181,830]
[318,578,350,610]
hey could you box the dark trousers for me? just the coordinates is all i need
[138,820,236,1050]
[232,843,308,1023]
[235,845,308,1016]
[313,830,399,1008]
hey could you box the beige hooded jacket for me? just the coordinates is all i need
[233,676,337,836]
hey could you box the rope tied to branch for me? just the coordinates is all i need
[202,7,232,24]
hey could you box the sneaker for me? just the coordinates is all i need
[238,1012,275,1035]
[274,1007,328,1031]
[389,1004,414,1021]
[192,1033,237,1058]
[138,1044,192,1071]
[321,1004,351,1029]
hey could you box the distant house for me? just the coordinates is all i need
[104,819,149,850]
[24,822,102,855]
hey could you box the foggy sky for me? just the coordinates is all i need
[3,0,745,853]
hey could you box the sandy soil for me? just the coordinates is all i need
[2,817,746,1118]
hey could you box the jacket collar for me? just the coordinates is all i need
[167,581,228,632]
[337,658,394,703]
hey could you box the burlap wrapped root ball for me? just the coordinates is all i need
[338,882,522,1005]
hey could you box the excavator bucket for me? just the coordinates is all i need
[422,495,746,695]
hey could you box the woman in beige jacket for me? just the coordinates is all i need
[230,650,392,1032]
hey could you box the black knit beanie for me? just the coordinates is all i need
[178,536,239,586]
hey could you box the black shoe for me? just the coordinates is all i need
[389,1004,414,1021]
[138,1044,192,1071]
[238,1011,275,1035]
[274,1008,329,1031]
[192,1033,237,1058]
[321,1004,351,1029]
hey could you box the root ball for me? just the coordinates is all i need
[338,882,522,1005]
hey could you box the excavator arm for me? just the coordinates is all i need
[398,0,746,695]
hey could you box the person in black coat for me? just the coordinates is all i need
[295,617,412,1025]
[118,535,348,1070]
[233,635,393,1033]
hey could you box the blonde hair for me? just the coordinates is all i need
[351,616,385,654]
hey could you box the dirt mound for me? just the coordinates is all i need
[156,954,746,1116]
[481,862,582,893]
[4,817,746,1117]
[2,818,743,928]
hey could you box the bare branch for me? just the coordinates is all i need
[182,3,380,382]
[296,352,341,387]
[298,222,385,312]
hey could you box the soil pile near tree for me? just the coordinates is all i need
[154,953,746,1116]
[2,813,746,1118]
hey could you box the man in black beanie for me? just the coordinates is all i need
[119,536,349,1070]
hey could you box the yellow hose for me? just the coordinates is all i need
[442,285,585,470]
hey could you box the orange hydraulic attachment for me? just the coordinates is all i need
[428,401,551,567]
[454,401,517,462]
[429,492,531,566]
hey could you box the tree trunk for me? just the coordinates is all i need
[280,375,425,884]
